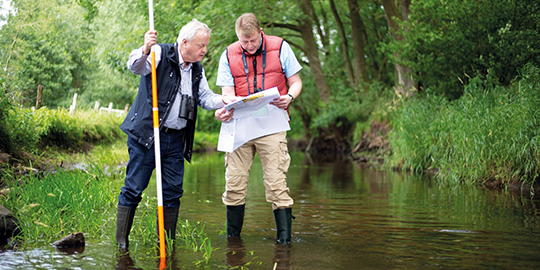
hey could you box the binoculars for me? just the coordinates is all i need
[178,94,195,120]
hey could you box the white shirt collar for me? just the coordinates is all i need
[178,48,192,70]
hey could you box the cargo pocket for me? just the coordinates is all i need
[278,140,291,174]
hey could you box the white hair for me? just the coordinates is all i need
[177,19,211,44]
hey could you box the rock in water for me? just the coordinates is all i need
[53,232,85,248]
[0,205,20,245]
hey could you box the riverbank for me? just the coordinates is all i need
[344,115,539,196]
[3,113,538,201]
[385,66,540,193]
[2,113,539,250]
[0,138,215,257]
[2,65,540,223]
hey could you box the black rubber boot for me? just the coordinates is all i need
[226,205,245,237]
[115,206,136,249]
[163,207,179,241]
[273,208,293,244]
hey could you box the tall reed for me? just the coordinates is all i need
[388,64,540,187]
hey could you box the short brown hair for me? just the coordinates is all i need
[235,13,260,38]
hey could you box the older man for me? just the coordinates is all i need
[116,19,234,249]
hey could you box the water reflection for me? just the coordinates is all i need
[115,251,140,270]
[225,236,292,270]
[272,243,291,270]
[1,151,540,269]
[225,237,246,268]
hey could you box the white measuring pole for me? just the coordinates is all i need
[148,0,166,261]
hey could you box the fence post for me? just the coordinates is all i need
[94,101,100,112]
[108,102,113,114]
[36,85,43,110]
[69,93,78,115]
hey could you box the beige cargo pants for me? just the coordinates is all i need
[222,131,294,210]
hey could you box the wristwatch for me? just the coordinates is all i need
[287,93,294,103]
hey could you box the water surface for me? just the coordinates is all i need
[1,151,539,269]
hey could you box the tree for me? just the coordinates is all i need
[395,0,540,98]
[380,0,415,97]
[297,0,332,102]
[329,0,355,85]
[0,0,93,107]
[188,0,393,151]
[347,0,369,89]
[0,0,398,154]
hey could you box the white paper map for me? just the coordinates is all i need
[217,87,290,152]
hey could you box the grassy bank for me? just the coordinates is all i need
[0,105,216,260]
[0,104,125,169]
[387,65,540,189]
[0,102,221,169]
[0,138,214,261]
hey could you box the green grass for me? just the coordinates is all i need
[387,64,540,188]
[1,168,117,246]
[0,136,215,262]
[6,108,124,153]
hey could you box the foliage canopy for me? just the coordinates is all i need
[0,0,538,158]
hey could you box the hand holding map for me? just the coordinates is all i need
[217,87,290,152]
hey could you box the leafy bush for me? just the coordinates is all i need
[395,0,540,99]
[4,106,124,156]
[310,81,391,147]
[311,85,359,131]
[195,109,221,133]
[193,131,219,151]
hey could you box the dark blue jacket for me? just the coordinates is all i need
[120,43,200,162]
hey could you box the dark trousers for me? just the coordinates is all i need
[118,130,184,208]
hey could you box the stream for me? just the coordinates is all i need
[1,151,539,269]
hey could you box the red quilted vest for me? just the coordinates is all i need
[226,34,288,97]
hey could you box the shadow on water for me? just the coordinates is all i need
[1,151,540,269]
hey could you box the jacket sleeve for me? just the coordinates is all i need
[197,69,226,110]
[127,45,162,76]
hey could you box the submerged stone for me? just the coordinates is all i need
[53,232,85,248]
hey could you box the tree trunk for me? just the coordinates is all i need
[298,0,332,102]
[35,85,43,110]
[380,0,415,97]
[348,0,369,90]
[401,0,411,23]
[329,0,355,85]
